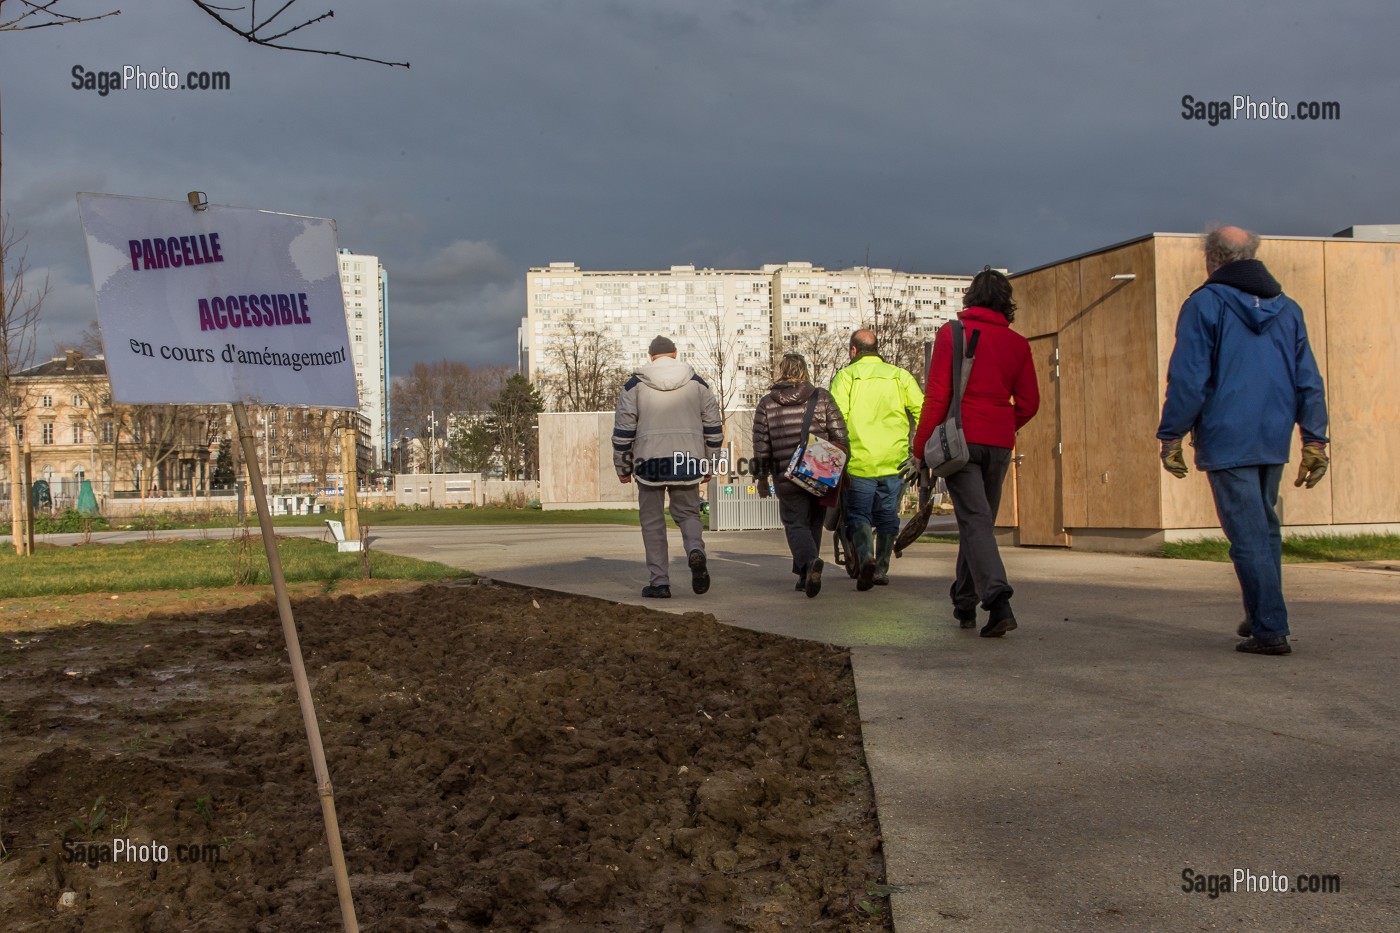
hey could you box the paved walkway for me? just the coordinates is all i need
[12,523,1400,930]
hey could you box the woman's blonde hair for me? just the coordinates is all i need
[776,352,809,384]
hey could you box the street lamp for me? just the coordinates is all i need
[428,410,437,474]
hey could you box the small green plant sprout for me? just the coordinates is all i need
[194,796,214,827]
[64,796,108,840]
[854,883,901,916]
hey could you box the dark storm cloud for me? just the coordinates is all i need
[2,0,1396,375]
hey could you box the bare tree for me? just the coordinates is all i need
[859,266,928,386]
[690,300,741,436]
[120,404,211,497]
[391,361,510,471]
[279,408,341,487]
[2,1,405,63]
[538,314,629,412]
[1,218,48,506]
[780,323,847,390]
[187,1,409,67]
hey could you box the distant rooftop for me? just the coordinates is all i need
[16,352,108,378]
[1333,224,1400,241]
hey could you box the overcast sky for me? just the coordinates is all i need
[3,0,1395,377]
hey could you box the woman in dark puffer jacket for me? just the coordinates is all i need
[752,353,849,597]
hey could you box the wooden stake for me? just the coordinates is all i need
[232,402,359,933]
[8,429,24,555]
[342,417,360,543]
[23,440,34,555]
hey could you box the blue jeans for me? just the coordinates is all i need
[1207,464,1288,639]
[844,474,902,537]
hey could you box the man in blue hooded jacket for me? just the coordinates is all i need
[1157,225,1330,656]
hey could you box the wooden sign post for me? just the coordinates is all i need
[78,192,363,931]
[234,402,358,932]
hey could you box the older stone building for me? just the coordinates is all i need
[4,352,371,511]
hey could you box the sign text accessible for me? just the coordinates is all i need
[77,193,358,408]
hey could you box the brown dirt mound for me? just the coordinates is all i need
[0,582,891,932]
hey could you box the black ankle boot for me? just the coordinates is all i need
[980,597,1017,638]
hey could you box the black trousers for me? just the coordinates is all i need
[944,443,1014,610]
[777,489,826,577]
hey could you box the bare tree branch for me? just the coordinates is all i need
[187,0,410,68]
[0,1,120,31]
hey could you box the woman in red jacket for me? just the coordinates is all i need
[912,268,1039,637]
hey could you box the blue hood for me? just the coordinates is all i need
[1204,284,1286,335]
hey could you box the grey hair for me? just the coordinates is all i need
[1202,224,1260,270]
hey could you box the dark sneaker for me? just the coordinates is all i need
[805,559,824,598]
[688,549,710,595]
[1236,635,1291,655]
[954,607,978,629]
[641,585,671,599]
[1236,618,1253,638]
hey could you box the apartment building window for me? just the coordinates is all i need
[42,423,54,445]
[101,393,111,405]
[42,395,53,408]
[101,420,114,444]
[73,395,85,407]
[14,423,22,443]
[72,423,84,444]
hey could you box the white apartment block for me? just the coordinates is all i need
[337,249,390,466]
[522,261,976,409]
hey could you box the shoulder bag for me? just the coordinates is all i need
[784,391,848,496]
[922,322,980,478]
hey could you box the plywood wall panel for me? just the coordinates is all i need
[1056,263,1092,528]
[1152,236,1220,528]
[1010,265,1060,339]
[1258,240,1332,527]
[1323,242,1400,524]
[1073,241,1162,529]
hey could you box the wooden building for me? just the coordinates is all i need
[1002,232,1400,551]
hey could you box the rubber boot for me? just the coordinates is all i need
[852,524,876,591]
[872,532,894,586]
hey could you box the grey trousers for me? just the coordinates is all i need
[637,482,704,586]
[944,444,1014,610]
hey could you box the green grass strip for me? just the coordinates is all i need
[1161,533,1400,563]
[0,537,467,598]
[263,507,642,528]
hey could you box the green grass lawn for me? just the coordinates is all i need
[0,537,467,598]
[1,506,644,537]
[264,507,642,529]
[1161,533,1400,563]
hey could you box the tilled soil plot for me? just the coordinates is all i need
[0,582,891,932]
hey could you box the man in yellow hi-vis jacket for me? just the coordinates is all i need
[829,329,923,591]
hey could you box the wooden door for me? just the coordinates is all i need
[1014,336,1070,546]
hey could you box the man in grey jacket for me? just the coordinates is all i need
[613,335,724,598]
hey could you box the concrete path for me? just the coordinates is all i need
[12,523,1399,931]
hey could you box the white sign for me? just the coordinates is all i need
[77,193,359,409]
